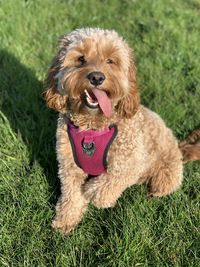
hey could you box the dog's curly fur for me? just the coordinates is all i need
[44,28,200,235]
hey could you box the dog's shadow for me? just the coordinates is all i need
[0,49,59,203]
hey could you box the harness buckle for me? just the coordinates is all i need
[82,136,96,156]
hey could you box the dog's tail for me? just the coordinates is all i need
[179,129,200,163]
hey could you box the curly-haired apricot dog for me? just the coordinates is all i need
[44,28,200,235]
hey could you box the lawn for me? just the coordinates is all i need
[0,0,200,266]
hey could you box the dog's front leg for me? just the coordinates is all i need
[52,125,88,235]
[52,164,88,235]
[83,171,133,209]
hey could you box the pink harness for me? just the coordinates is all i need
[67,119,118,176]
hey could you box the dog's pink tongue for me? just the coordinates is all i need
[92,88,112,117]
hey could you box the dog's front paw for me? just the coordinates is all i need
[52,216,75,235]
[83,179,116,208]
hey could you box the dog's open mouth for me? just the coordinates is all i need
[84,89,112,117]
[84,90,99,109]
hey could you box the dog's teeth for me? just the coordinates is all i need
[85,90,91,99]
[86,96,98,107]
[87,96,92,104]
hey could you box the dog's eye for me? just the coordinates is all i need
[78,56,86,65]
[106,58,113,64]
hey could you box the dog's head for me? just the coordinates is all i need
[44,28,140,118]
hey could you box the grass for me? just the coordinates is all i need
[0,0,200,266]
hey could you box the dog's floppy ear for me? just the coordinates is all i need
[43,34,72,112]
[116,58,140,118]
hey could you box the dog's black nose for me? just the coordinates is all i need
[87,71,105,86]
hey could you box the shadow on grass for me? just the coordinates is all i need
[0,49,60,204]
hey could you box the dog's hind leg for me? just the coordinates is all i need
[148,159,183,197]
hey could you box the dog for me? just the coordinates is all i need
[44,28,200,235]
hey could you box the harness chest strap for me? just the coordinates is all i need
[67,120,118,176]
